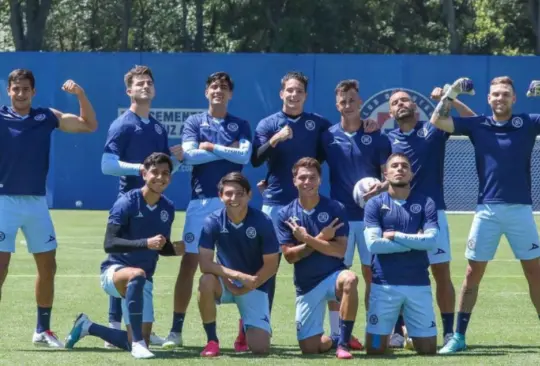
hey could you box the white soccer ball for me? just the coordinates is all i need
[353,177,381,208]
[75,200,83,208]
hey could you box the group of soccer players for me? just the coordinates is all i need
[2,65,540,360]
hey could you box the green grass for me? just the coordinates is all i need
[1,211,540,365]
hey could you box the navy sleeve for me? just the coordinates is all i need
[181,115,199,143]
[46,108,59,129]
[199,216,218,251]
[260,216,280,255]
[529,114,540,136]
[452,116,482,136]
[363,199,381,228]
[378,133,391,166]
[108,196,130,226]
[423,197,439,231]
[251,118,275,166]
[333,202,350,237]
[104,122,130,156]
[276,208,297,246]
[240,119,253,141]
[316,118,333,163]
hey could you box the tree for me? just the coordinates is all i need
[9,0,53,50]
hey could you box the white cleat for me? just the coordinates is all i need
[162,332,183,349]
[389,333,405,348]
[443,333,454,347]
[33,330,65,348]
[131,340,155,359]
[149,332,166,346]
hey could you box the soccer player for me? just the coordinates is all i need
[197,172,280,357]
[432,77,540,354]
[276,157,359,360]
[101,65,183,347]
[363,153,438,355]
[0,69,97,347]
[385,88,475,347]
[320,79,391,313]
[163,72,252,349]
[64,153,184,359]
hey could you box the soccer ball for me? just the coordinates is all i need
[353,177,381,208]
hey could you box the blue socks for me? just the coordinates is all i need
[338,318,354,348]
[109,296,123,323]
[456,312,471,336]
[125,275,145,342]
[171,312,186,333]
[36,306,52,333]
[203,322,218,343]
[89,323,130,351]
[441,313,455,335]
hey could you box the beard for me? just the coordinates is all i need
[390,181,409,188]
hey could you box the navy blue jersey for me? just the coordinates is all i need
[104,110,171,194]
[100,189,175,281]
[0,106,58,196]
[253,112,331,205]
[364,191,438,286]
[276,196,348,295]
[321,123,390,220]
[199,207,280,293]
[387,121,449,210]
[183,112,252,199]
[453,114,540,205]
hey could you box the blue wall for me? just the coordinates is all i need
[2,53,540,210]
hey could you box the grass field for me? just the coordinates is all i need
[1,211,540,365]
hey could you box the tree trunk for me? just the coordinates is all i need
[194,0,204,51]
[442,0,460,54]
[121,0,133,51]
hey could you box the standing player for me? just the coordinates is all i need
[64,153,184,359]
[0,69,97,347]
[276,157,360,360]
[101,66,183,348]
[163,72,252,349]
[320,79,391,315]
[363,153,438,355]
[432,77,540,354]
[385,88,475,347]
[101,65,184,347]
[197,172,280,357]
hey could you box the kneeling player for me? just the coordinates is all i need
[363,153,438,355]
[197,172,280,357]
[277,158,359,360]
[64,153,184,359]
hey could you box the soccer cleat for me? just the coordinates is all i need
[162,331,183,349]
[200,340,220,357]
[234,334,249,352]
[348,335,364,351]
[149,332,166,346]
[33,330,65,348]
[438,333,467,354]
[388,333,404,348]
[443,333,454,347]
[64,313,90,349]
[131,340,155,359]
[336,346,353,359]
[404,337,414,350]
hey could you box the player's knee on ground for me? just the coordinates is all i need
[411,336,437,355]
[246,328,270,355]
[365,333,389,355]
[299,334,332,354]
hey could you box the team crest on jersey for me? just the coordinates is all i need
[34,113,46,121]
[160,210,169,222]
[417,127,428,138]
[369,314,378,325]
[155,124,163,135]
[305,120,316,131]
[0,232,5,241]
[184,232,195,243]
[317,212,330,223]
[512,117,523,128]
[409,204,422,214]
[246,226,257,239]
[360,88,435,131]
[467,238,476,250]
[227,123,239,132]
[361,135,372,145]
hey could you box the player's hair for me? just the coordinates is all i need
[218,172,251,194]
[386,152,411,167]
[389,89,410,98]
[8,69,35,89]
[206,72,234,91]
[124,65,154,88]
[335,79,359,94]
[490,76,515,93]
[281,71,309,90]
[143,152,172,172]
[292,157,321,177]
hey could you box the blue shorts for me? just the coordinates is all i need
[183,197,223,254]
[466,204,540,261]
[344,221,371,266]
[0,195,57,254]
[428,211,451,265]
[295,270,341,341]
[262,204,284,253]
[100,264,154,325]
[218,278,272,334]
[366,284,437,338]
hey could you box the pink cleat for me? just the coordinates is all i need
[234,319,249,352]
[336,346,353,359]
[201,340,220,357]
[349,336,364,351]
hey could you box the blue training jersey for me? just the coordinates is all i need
[182,112,252,199]
[321,123,390,221]
[364,191,438,286]
[452,114,540,205]
[100,188,175,281]
[0,106,58,196]
[104,110,171,194]
[253,112,332,205]
[387,121,449,210]
[199,207,280,293]
[276,195,348,295]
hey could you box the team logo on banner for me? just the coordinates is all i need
[360,88,435,132]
